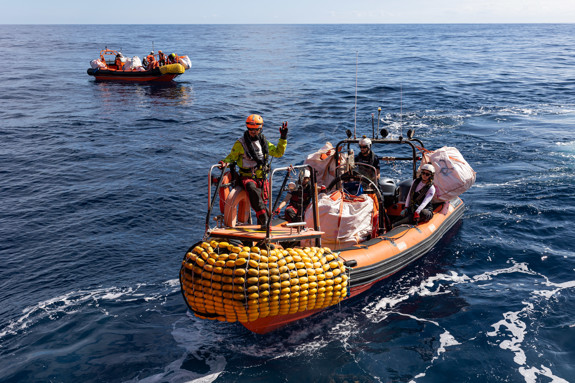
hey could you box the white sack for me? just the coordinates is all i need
[422,146,476,202]
[122,57,133,70]
[90,59,106,69]
[178,55,192,69]
[304,142,349,188]
[132,56,143,68]
[305,191,373,249]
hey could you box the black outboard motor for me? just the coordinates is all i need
[379,177,397,207]
[397,179,414,203]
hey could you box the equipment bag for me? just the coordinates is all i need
[90,59,106,69]
[178,55,192,69]
[305,191,374,250]
[421,146,476,202]
[304,142,350,188]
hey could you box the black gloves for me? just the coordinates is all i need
[280,121,288,139]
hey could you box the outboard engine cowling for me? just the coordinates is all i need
[397,179,414,203]
[379,177,397,207]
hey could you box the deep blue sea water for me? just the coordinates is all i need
[1,24,574,383]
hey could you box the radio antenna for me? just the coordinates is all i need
[354,51,358,139]
[400,84,403,139]
[377,107,381,138]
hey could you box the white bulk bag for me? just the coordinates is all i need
[304,142,349,188]
[178,55,192,69]
[305,191,374,249]
[132,56,143,68]
[422,146,476,202]
[90,59,106,69]
[122,57,134,70]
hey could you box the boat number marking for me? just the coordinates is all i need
[397,242,407,251]
[428,224,436,232]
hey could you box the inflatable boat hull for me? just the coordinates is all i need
[87,67,182,82]
[235,198,464,334]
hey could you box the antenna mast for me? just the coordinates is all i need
[354,51,358,139]
[400,84,403,139]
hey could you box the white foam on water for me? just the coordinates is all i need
[132,316,228,383]
[0,280,181,342]
[533,279,575,299]
[518,365,570,383]
[361,260,574,383]
[363,271,470,324]
[0,286,130,340]
[360,272,468,383]
[487,306,530,365]
[484,268,575,383]
[555,140,575,147]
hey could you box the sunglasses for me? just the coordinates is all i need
[421,171,432,176]
[359,145,369,149]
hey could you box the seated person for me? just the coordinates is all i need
[275,169,312,223]
[394,164,436,226]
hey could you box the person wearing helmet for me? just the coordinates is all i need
[355,136,380,180]
[167,53,179,65]
[274,168,313,223]
[145,51,158,70]
[114,52,124,69]
[394,163,436,226]
[157,50,166,66]
[219,114,288,226]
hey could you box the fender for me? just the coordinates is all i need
[224,186,251,227]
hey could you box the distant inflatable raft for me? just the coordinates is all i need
[180,240,349,323]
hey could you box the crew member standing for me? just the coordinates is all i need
[219,114,288,226]
[145,51,158,69]
[158,50,166,66]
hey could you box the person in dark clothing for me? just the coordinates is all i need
[275,169,312,223]
[219,114,288,226]
[355,137,380,180]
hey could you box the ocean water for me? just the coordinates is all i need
[1,24,574,383]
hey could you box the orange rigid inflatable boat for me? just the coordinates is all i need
[180,129,473,334]
[87,49,187,82]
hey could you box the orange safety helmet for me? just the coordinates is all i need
[246,114,263,129]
